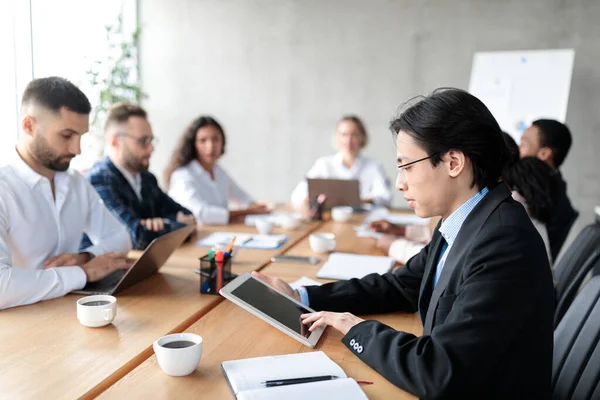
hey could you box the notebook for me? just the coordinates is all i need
[196,232,288,250]
[316,252,395,280]
[221,351,367,400]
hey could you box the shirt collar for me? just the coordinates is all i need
[334,152,362,171]
[439,186,489,247]
[112,159,141,188]
[10,147,67,190]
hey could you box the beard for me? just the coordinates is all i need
[123,146,150,173]
[30,134,74,172]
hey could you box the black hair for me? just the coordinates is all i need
[390,88,510,190]
[503,132,520,166]
[21,76,91,114]
[531,119,572,168]
[503,156,557,223]
[164,116,226,187]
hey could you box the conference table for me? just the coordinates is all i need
[1,213,422,399]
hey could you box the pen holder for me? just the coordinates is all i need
[199,254,236,294]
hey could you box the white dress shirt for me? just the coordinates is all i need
[113,161,142,200]
[0,150,132,309]
[291,152,392,206]
[168,160,253,225]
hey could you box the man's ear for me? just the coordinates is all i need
[21,115,36,137]
[446,150,467,178]
[538,147,554,167]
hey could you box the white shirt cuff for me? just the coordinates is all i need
[297,286,310,307]
[59,266,87,291]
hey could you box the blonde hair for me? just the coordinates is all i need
[335,115,368,149]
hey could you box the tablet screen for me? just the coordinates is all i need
[230,277,313,338]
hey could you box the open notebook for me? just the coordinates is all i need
[196,232,288,250]
[317,252,395,280]
[222,351,367,400]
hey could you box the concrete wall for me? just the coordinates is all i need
[140,0,600,245]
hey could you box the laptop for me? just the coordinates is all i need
[307,178,361,210]
[73,225,196,295]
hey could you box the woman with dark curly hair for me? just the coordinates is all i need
[164,116,269,225]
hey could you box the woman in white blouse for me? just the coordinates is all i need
[165,116,269,225]
[290,115,392,207]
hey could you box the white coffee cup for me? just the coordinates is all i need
[153,333,203,376]
[331,206,353,222]
[309,233,336,253]
[76,295,117,327]
[255,219,274,234]
[279,215,301,230]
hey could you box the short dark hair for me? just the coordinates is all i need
[104,102,147,131]
[21,76,91,114]
[163,116,226,188]
[503,157,557,223]
[532,119,572,168]
[390,88,510,190]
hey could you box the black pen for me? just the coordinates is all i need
[262,375,338,387]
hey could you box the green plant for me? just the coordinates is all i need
[86,15,146,132]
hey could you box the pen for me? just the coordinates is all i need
[262,375,338,387]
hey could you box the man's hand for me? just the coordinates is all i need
[140,217,165,232]
[80,252,131,282]
[44,252,91,269]
[252,271,300,301]
[368,220,406,236]
[176,211,196,226]
[376,234,397,255]
[300,311,364,335]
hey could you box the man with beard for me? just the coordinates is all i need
[83,103,195,250]
[0,77,132,309]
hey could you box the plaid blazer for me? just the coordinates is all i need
[81,157,192,250]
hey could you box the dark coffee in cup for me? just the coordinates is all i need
[82,300,111,306]
[162,340,196,349]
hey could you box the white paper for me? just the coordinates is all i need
[245,212,303,227]
[196,232,288,250]
[222,351,347,394]
[237,378,367,400]
[316,252,395,280]
[289,277,322,290]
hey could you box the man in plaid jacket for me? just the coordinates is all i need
[82,103,196,250]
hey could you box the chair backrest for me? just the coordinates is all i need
[554,249,600,327]
[554,223,600,299]
[553,276,600,399]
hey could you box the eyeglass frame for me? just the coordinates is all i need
[115,132,159,147]
[397,153,439,172]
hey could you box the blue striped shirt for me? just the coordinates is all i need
[433,187,489,287]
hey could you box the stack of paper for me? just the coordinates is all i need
[196,232,288,250]
[316,252,395,280]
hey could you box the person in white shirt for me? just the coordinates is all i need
[165,116,269,225]
[290,115,392,207]
[0,77,132,310]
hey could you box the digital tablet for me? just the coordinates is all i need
[219,273,326,347]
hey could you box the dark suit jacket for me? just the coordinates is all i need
[547,170,578,261]
[81,157,193,250]
[306,183,555,399]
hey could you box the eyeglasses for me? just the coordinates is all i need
[115,133,159,147]
[397,154,438,171]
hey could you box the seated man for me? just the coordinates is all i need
[519,119,578,260]
[83,103,195,250]
[255,89,554,398]
[0,77,132,310]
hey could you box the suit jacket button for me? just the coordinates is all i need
[357,346,363,353]
[353,343,359,350]
[350,339,356,346]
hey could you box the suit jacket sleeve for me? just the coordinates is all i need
[339,225,552,399]
[150,174,193,221]
[305,236,431,314]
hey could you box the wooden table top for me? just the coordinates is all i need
[100,217,422,399]
[0,221,321,400]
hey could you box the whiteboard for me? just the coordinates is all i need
[468,49,575,142]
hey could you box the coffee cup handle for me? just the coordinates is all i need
[104,308,114,321]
